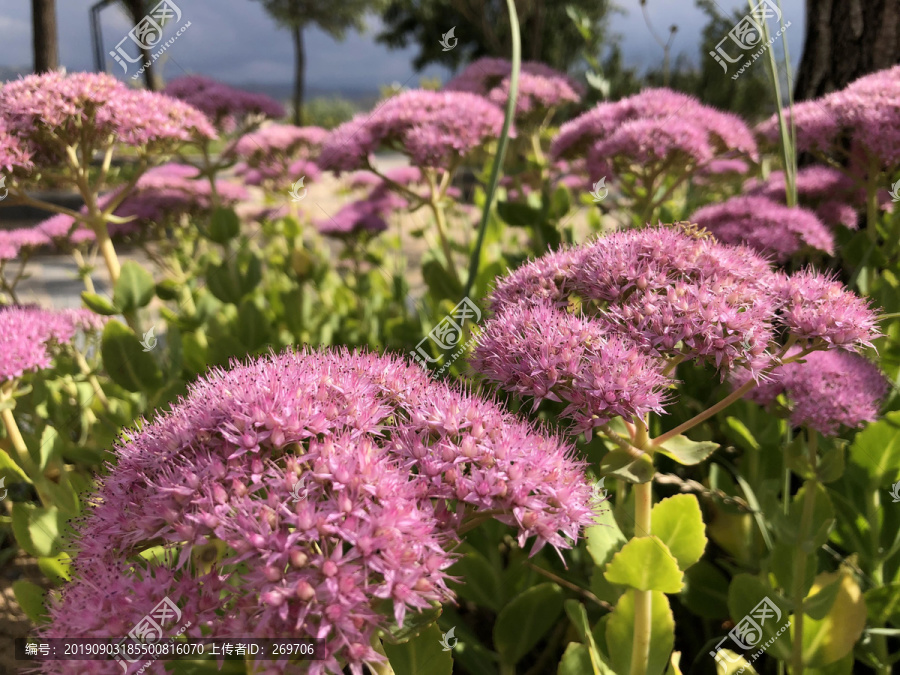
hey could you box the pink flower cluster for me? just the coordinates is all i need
[319,90,505,173]
[0,306,103,383]
[315,199,391,239]
[738,348,887,435]
[444,57,582,125]
[41,349,593,674]
[164,75,285,131]
[757,65,900,175]
[0,72,215,175]
[744,166,862,229]
[0,227,52,262]
[474,226,880,434]
[691,196,834,262]
[231,123,327,189]
[551,88,757,167]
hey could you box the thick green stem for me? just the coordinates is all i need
[790,432,819,675]
[463,0,520,299]
[630,479,654,675]
[0,404,51,507]
[429,199,461,287]
[790,480,816,675]
[73,350,110,410]
[866,485,892,674]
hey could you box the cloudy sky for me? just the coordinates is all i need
[0,0,804,91]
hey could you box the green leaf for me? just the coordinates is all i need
[656,435,720,465]
[726,575,791,661]
[113,260,155,312]
[711,650,758,674]
[804,575,843,621]
[11,503,66,557]
[604,537,684,593]
[558,643,593,675]
[37,553,71,585]
[236,299,270,350]
[494,583,565,665]
[772,481,835,551]
[801,571,866,667]
[563,600,614,674]
[599,450,654,484]
[208,207,240,244]
[155,278,182,301]
[681,561,730,619]
[383,606,443,645]
[422,259,462,301]
[12,580,48,623]
[586,505,627,567]
[817,442,845,484]
[100,320,164,392]
[848,410,900,486]
[383,622,452,675]
[545,185,571,220]
[606,590,675,675]
[496,200,544,227]
[206,257,259,305]
[449,550,502,612]
[37,426,62,473]
[80,291,119,315]
[651,494,707,571]
[0,447,31,482]
[865,583,900,627]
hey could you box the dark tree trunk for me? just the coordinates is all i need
[795,0,900,100]
[32,0,58,72]
[122,0,159,90]
[292,24,305,126]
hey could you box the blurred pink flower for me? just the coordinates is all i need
[445,57,582,125]
[691,195,835,262]
[319,90,505,173]
[737,348,887,435]
[164,75,285,131]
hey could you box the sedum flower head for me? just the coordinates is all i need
[0,306,102,383]
[444,57,582,126]
[41,349,592,674]
[164,75,285,130]
[551,88,757,163]
[0,72,215,176]
[472,302,670,435]
[758,65,900,175]
[737,348,887,435]
[776,270,880,351]
[744,166,862,229]
[0,227,52,261]
[319,90,505,173]
[691,195,835,262]
[232,123,327,190]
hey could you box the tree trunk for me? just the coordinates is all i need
[122,0,159,90]
[292,24,305,126]
[32,0,58,73]
[795,0,900,100]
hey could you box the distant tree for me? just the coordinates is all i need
[377,0,613,72]
[32,0,58,73]
[252,0,387,125]
[118,0,160,90]
[647,0,770,120]
[795,0,900,100]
